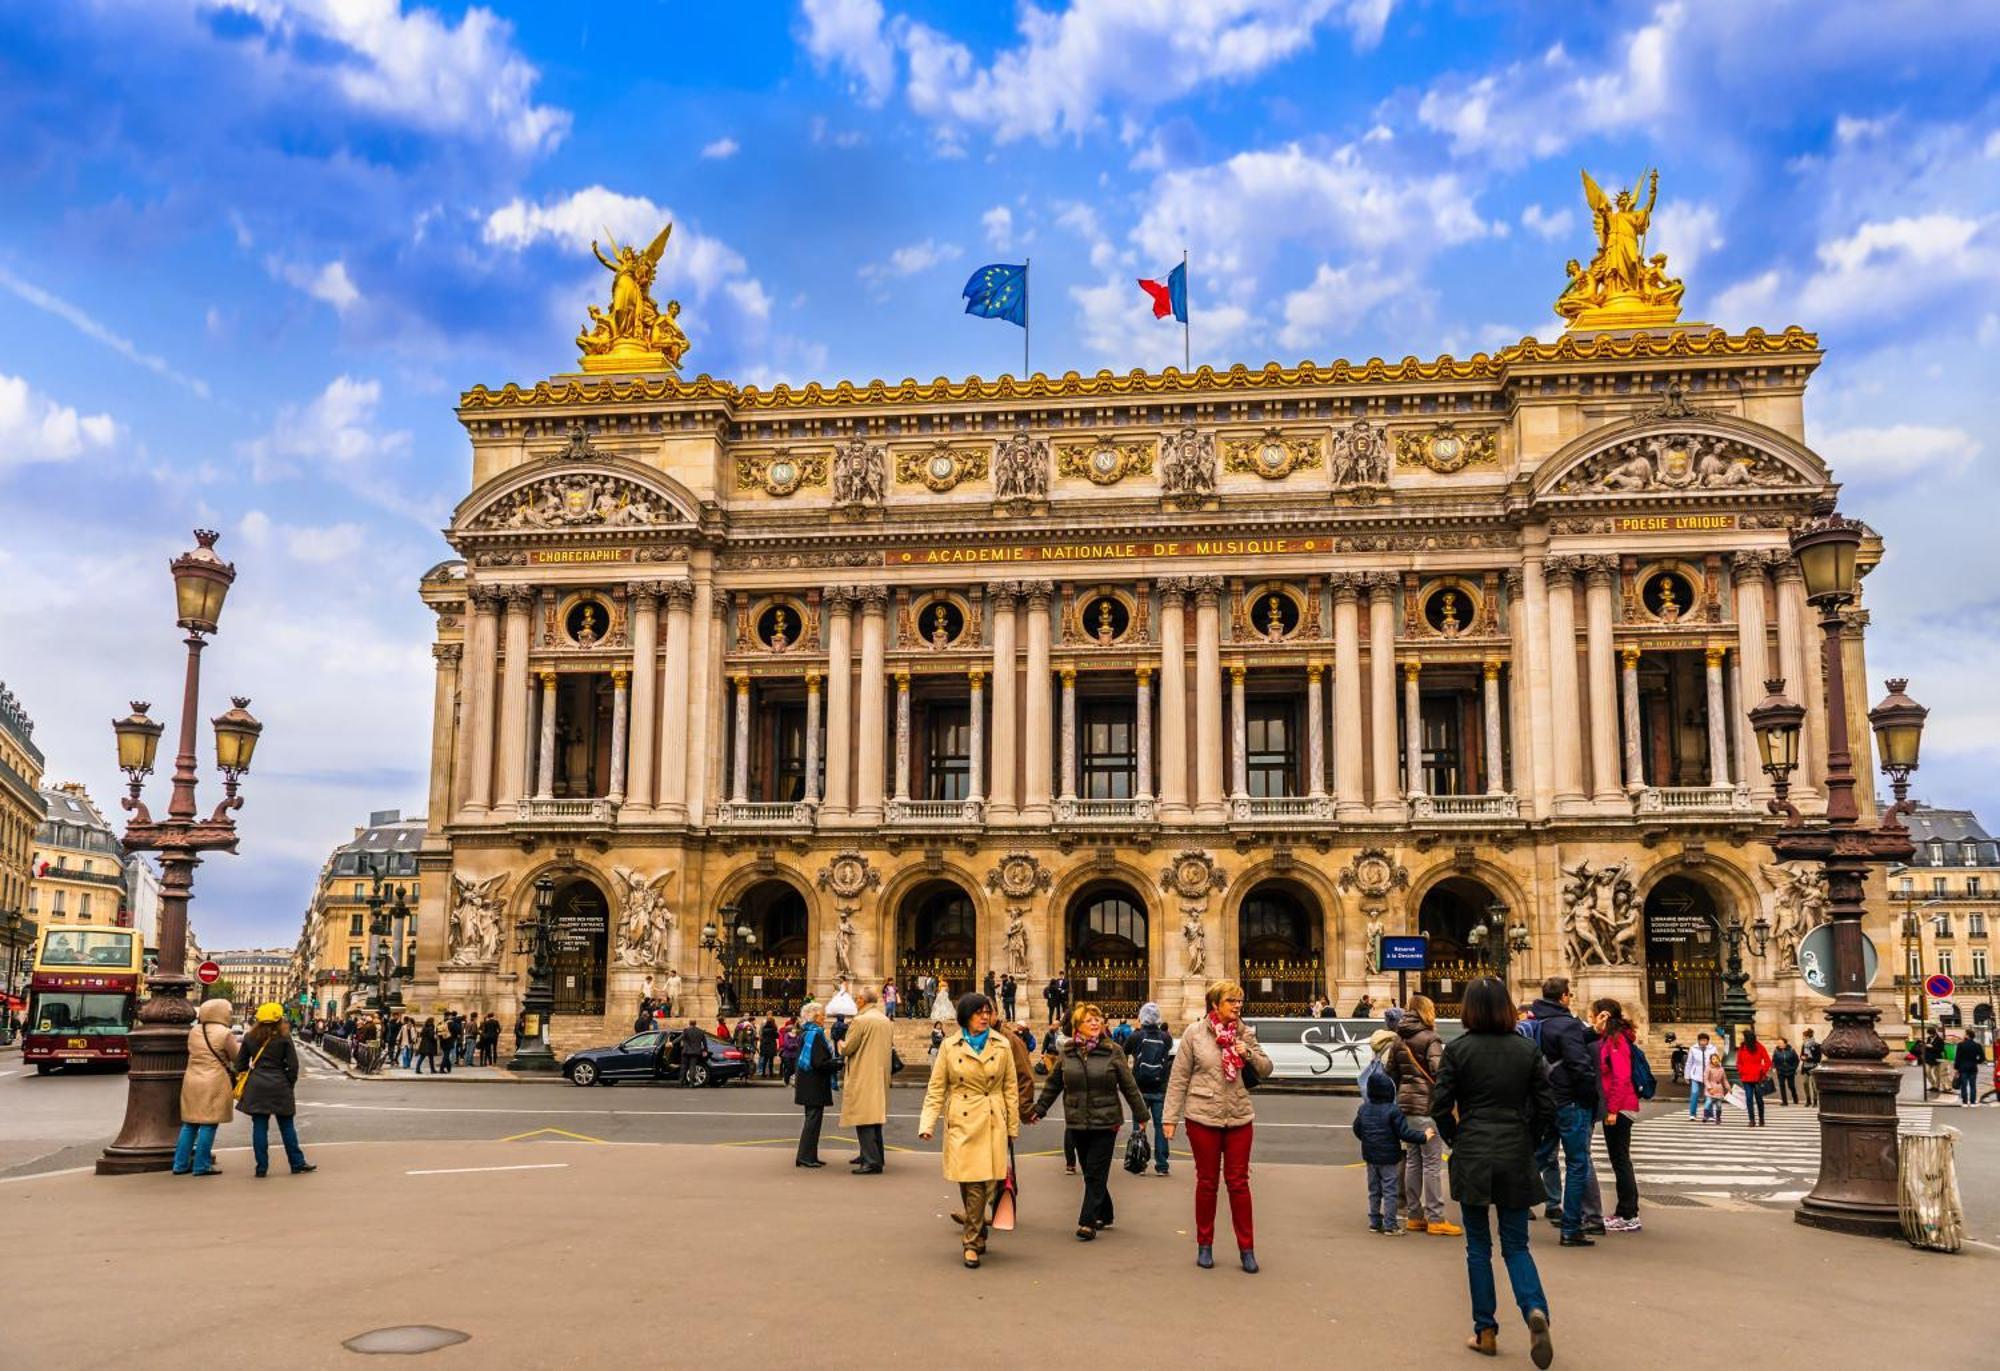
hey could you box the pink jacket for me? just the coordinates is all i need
[1598,1031,1641,1115]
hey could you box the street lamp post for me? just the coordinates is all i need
[700,906,758,1017]
[509,875,559,1072]
[1898,894,1944,1031]
[98,531,263,1175]
[1716,911,1773,1052]
[1748,512,1927,1238]
[1468,899,1531,988]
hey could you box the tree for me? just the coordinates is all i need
[202,977,239,1007]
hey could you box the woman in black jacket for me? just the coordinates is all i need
[1431,977,1556,1367]
[1028,1002,1149,1240]
[234,1004,317,1178]
[415,1017,439,1074]
[793,1003,837,1167]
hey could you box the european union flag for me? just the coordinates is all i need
[962,262,1028,327]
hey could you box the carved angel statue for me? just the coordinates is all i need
[612,867,676,968]
[1760,862,1829,967]
[1160,426,1216,496]
[1004,907,1031,978]
[447,874,510,966]
[1181,905,1208,978]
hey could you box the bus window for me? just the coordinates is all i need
[39,930,137,968]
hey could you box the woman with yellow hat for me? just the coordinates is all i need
[235,1002,317,1177]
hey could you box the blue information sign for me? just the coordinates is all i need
[1379,935,1429,971]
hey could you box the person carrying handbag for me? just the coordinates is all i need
[174,998,238,1176]
[236,1002,317,1177]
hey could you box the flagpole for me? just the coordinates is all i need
[1182,247,1190,372]
[1024,257,1032,379]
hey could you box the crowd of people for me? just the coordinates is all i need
[307,1008,507,1072]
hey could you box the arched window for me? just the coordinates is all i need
[1070,889,1146,957]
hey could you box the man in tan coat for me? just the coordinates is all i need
[839,987,894,1173]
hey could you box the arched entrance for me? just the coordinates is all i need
[732,880,808,1015]
[548,876,610,1016]
[1416,876,1500,1016]
[1065,882,1148,1017]
[1644,875,1725,1027]
[1238,881,1324,1015]
[897,880,977,1004]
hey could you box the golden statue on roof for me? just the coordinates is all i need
[577,223,690,374]
[1555,169,1684,330]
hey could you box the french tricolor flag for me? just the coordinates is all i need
[1137,260,1188,323]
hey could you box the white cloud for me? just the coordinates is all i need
[1800,213,1991,320]
[1835,114,1889,144]
[482,186,758,301]
[1988,130,2000,159]
[237,509,364,562]
[268,256,361,313]
[858,238,963,283]
[1648,200,1723,279]
[1520,203,1574,240]
[982,205,1014,251]
[237,376,411,482]
[700,136,740,160]
[800,0,897,104]
[1816,423,1979,479]
[1277,262,1412,351]
[0,265,210,397]
[1712,269,1782,327]
[0,373,119,467]
[1071,276,1252,371]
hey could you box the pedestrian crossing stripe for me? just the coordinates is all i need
[1584,1105,1934,1196]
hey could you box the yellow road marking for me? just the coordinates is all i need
[719,1137,800,1148]
[501,1126,608,1144]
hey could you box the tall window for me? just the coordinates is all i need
[1900,875,1914,894]
[79,893,91,918]
[1081,699,1136,799]
[1072,890,1146,956]
[767,703,809,802]
[1934,913,1952,938]
[349,913,364,936]
[51,891,64,914]
[1975,949,1990,979]
[354,882,366,899]
[1245,698,1297,798]
[1966,843,1981,866]
[1970,912,1988,937]
[1907,950,1922,981]
[925,703,972,802]
[1934,877,1949,897]
[1967,877,1982,897]
[1930,841,1944,864]
[1419,695,1464,796]
[1938,949,1954,977]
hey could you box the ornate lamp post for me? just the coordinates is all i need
[1749,512,1928,1238]
[700,906,758,1017]
[1468,899,1531,986]
[1716,911,1773,1051]
[98,531,262,1175]
[509,875,559,1072]
[361,860,412,1019]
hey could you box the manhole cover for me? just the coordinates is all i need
[343,1326,471,1355]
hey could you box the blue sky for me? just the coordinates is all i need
[2,1,1997,950]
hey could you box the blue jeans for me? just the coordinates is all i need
[1552,1103,1592,1236]
[250,1113,309,1173]
[1142,1092,1169,1171]
[172,1122,219,1174]
[1688,1079,1705,1117]
[1958,1071,1979,1106]
[1367,1160,1401,1225]
[1461,1203,1548,1334]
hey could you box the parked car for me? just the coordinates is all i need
[563,1029,751,1087]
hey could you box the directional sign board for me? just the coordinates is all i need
[1796,926,1879,997]
[196,960,221,986]
[1925,973,1955,1000]
[1378,935,1429,971]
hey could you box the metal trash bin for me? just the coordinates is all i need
[1897,1127,1964,1252]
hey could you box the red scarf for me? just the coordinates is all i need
[1209,1012,1243,1082]
[1073,1030,1104,1058]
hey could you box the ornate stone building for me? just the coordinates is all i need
[0,683,44,996]
[406,322,1906,1053]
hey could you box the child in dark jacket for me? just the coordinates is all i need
[1351,1067,1434,1233]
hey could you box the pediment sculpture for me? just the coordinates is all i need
[1555,432,1797,495]
[476,473,672,530]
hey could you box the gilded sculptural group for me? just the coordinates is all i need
[577,224,692,373]
[1555,169,1686,329]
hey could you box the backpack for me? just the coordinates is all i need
[1130,1029,1172,1090]
[1516,1016,1544,1048]
[1357,1053,1390,1100]
[1629,1042,1657,1101]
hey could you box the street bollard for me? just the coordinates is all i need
[1896,1127,1963,1252]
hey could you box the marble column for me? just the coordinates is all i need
[534,670,557,800]
[1058,666,1078,803]
[1228,663,1249,800]
[625,584,659,813]
[1583,557,1622,804]
[1483,660,1505,795]
[657,582,693,822]
[1516,563,1556,817]
[1135,667,1154,801]
[987,585,1019,819]
[1023,581,1054,821]
[1732,553,1773,799]
[823,589,854,818]
[804,670,822,805]
[428,642,461,824]
[497,586,535,808]
[1332,575,1366,817]
[893,670,912,805]
[730,674,750,804]
[608,667,630,803]
[1543,558,1585,807]
[1306,663,1327,800]
[1705,646,1731,787]
[1620,646,1644,791]
[967,668,986,805]
[855,588,888,821]
[1193,576,1225,818]
[1774,561,1824,795]
[1402,661,1424,798]
[461,587,500,815]
[688,585,723,825]
[1156,580,1190,817]
[1367,573,1399,814]
[523,679,540,801]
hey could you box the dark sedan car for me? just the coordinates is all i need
[562,1029,751,1087]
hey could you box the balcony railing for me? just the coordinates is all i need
[515,796,619,825]
[1410,793,1522,822]
[1230,794,1334,821]
[1055,796,1157,822]
[715,800,816,827]
[887,797,985,824]
[1635,784,1755,816]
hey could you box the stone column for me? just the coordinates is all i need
[608,667,630,803]
[804,670,822,806]
[967,668,986,805]
[987,585,1019,819]
[689,586,723,825]
[625,584,659,813]
[656,582,693,822]
[1058,666,1078,803]
[1620,646,1644,791]
[496,586,535,808]
[1229,663,1249,801]
[428,642,461,823]
[822,589,854,818]
[1774,561,1824,796]
[461,586,500,815]
[1483,660,1505,794]
[1403,661,1424,798]
[534,670,557,800]
[1332,575,1365,817]
[524,679,540,800]
[730,674,750,804]
[893,669,912,805]
[1135,666,1154,801]
[1705,646,1731,787]
[1307,662,1327,800]
[855,588,888,822]
[1367,574,1399,814]
[1193,576,1225,819]
[1584,557,1622,804]
[1022,581,1054,821]
[1543,558,1585,807]
[1156,580,1190,817]
[1733,554,1773,799]
[1516,563,1555,817]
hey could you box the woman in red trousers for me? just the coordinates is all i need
[1163,979,1273,1273]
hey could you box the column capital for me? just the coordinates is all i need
[823,585,856,614]
[1403,660,1421,683]
[967,666,985,688]
[1483,658,1502,680]
[988,580,1021,610]
[1329,572,1364,604]
[1187,574,1224,606]
[732,672,751,693]
[1583,555,1619,588]
[1157,576,1191,606]
[611,667,631,687]
[1059,664,1076,686]
[628,581,662,610]
[504,584,538,611]
[1705,645,1727,668]
[710,590,730,620]
[895,668,911,690]
[806,669,822,690]
[1021,578,1055,609]
[1620,645,1641,669]
[1729,548,1777,577]
[1228,662,1246,685]
[538,669,559,687]
[1135,664,1153,685]
[1771,556,1805,585]
[658,579,695,610]
[1306,661,1324,683]
[1544,555,1583,586]
[1502,568,1524,600]
[432,642,463,665]
[859,584,890,614]
[467,584,505,612]
[1365,570,1399,602]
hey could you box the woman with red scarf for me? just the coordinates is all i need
[1162,980,1273,1272]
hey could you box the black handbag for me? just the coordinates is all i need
[1242,1062,1262,1090]
[1123,1127,1152,1174]
[891,1048,906,1075]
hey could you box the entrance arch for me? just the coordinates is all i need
[1643,874,1726,1027]
[1415,876,1501,1016]
[1238,880,1324,1015]
[897,879,978,1004]
[731,879,808,1014]
[1065,881,1149,1017]
[548,876,610,1016]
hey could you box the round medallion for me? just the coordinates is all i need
[928,453,956,481]
[770,459,797,485]
[1258,440,1287,472]
[1091,446,1119,476]
[1432,436,1461,462]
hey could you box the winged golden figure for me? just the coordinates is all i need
[577,222,689,373]
[1555,168,1684,329]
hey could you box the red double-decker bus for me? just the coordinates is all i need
[22,924,143,1075]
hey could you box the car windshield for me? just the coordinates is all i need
[33,993,131,1033]
[622,1032,663,1052]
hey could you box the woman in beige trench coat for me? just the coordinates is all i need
[174,998,237,1176]
[919,992,1020,1268]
